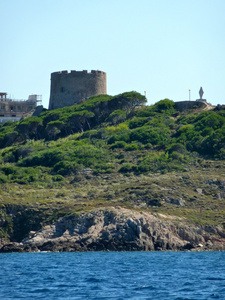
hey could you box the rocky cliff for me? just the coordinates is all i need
[1,207,224,252]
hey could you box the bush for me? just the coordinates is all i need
[107,110,126,124]
[19,149,64,167]
[218,148,225,159]
[129,117,150,129]
[1,165,16,175]
[93,163,114,174]
[106,123,129,133]
[52,175,64,182]
[144,143,153,149]
[141,152,188,173]
[80,129,104,140]
[153,99,175,113]
[194,111,225,131]
[119,163,137,173]
[176,114,197,125]
[130,126,170,145]
[0,165,50,184]
[0,173,7,183]
[124,143,139,151]
[169,151,184,161]
[107,131,130,144]
[53,161,80,176]
[136,106,156,117]
[110,141,127,149]
[13,146,34,161]
[175,124,203,152]
[71,143,110,167]
[166,143,186,154]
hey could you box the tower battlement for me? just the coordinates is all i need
[49,70,107,110]
[51,70,106,76]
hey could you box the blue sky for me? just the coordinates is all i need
[1,0,225,108]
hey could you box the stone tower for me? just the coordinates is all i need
[48,70,107,110]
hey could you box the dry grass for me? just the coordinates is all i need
[0,160,225,229]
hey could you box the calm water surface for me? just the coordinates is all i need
[0,251,225,299]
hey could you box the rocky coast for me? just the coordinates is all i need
[1,206,225,253]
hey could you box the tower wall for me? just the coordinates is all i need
[48,70,107,110]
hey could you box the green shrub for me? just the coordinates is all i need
[166,143,186,154]
[1,165,16,175]
[13,146,34,162]
[119,163,137,173]
[107,132,130,144]
[71,143,110,167]
[0,165,51,184]
[133,152,186,174]
[0,173,7,183]
[169,151,184,161]
[153,99,175,113]
[19,149,64,167]
[218,148,225,159]
[107,110,126,124]
[130,126,170,145]
[110,141,127,149]
[124,143,139,151]
[144,143,153,149]
[176,114,197,125]
[52,175,64,182]
[93,163,114,174]
[80,129,104,140]
[53,161,80,176]
[194,111,225,131]
[136,106,156,117]
[129,117,150,129]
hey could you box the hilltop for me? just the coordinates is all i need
[1,92,225,252]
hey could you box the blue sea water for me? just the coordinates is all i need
[0,252,225,300]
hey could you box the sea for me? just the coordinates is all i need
[0,251,225,300]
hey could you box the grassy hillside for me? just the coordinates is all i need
[1,92,225,241]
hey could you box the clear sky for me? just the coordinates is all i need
[1,0,225,108]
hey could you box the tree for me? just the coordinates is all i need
[107,110,126,125]
[153,99,175,113]
[67,111,95,133]
[45,120,64,140]
[17,117,43,140]
[109,91,147,118]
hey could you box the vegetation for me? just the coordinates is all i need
[1,91,225,241]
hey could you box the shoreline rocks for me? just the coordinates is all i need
[1,207,225,253]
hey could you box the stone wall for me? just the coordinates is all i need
[48,70,107,110]
[174,101,207,112]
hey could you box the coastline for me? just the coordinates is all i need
[1,206,225,253]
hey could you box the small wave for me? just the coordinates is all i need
[174,297,192,300]
[177,287,194,293]
[54,284,72,288]
[86,277,103,283]
[30,288,51,293]
[210,293,220,299]
[183,282,193,286]
[134,285,157,291]
[205,277,225,281]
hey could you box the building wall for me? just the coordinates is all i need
[0,99,36,123]
[48,70,107,110]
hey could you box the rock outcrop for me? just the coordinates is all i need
[1,207,225,252]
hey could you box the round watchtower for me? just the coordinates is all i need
[48,70,107,110]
